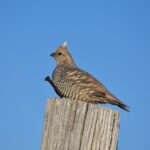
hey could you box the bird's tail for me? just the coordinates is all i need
[107,98,129,112]
[116,100,129,112]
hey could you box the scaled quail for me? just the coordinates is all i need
[45,42,129,111]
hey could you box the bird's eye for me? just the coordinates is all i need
[58,52,62,55]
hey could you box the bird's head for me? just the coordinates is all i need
[50,42,76,67]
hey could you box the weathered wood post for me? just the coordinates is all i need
[41,98,120,150]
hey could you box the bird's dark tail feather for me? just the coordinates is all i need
[106,98,129,112]
[117,102,129,112]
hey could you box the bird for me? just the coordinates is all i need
[45,42,129,111]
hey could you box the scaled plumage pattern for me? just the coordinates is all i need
[45,42,129,111]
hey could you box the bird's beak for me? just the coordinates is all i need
[50,52,56,57]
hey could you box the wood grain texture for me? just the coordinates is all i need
[41,98,120,150]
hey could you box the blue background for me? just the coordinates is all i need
[0,0,150,149]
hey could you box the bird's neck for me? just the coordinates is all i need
[57,56,76,68]
[57,61,76,68]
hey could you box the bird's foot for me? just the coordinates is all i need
[45,76,50,81]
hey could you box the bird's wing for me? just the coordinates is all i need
[65,68,107,98]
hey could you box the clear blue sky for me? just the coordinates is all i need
[0,0,150,149]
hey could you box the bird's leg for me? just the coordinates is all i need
[45,75,57,90]
[45,76,64,98]
[45,76,53,85]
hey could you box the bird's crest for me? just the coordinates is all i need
[62,41,67,47]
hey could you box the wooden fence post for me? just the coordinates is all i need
[41,98,120,150]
